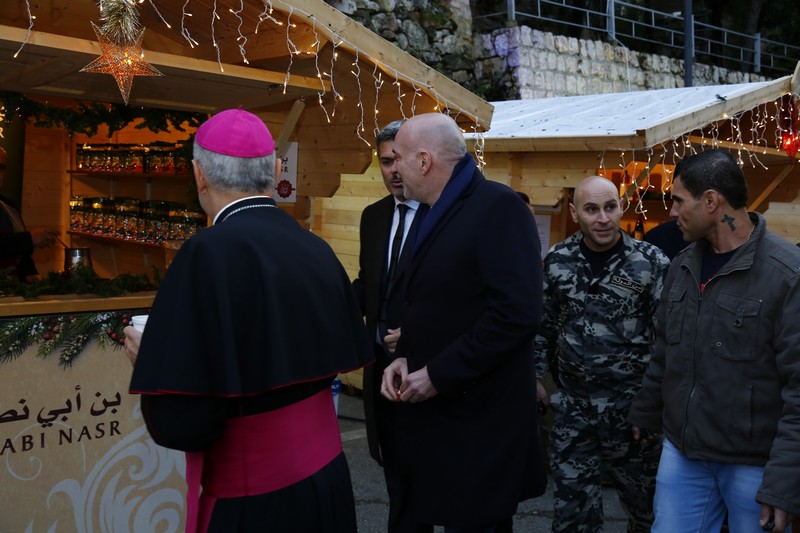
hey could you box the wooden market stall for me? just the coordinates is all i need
[0,2,492,530]
[466,63,800,247]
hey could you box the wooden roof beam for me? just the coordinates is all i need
[638,76,793,147]
[270,0,493,129]
[0,24,330,93]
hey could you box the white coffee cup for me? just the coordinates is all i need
[131,315,148,332]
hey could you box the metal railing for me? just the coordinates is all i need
[475,0,800,79]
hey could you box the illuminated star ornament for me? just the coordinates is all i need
[81,22,163,105]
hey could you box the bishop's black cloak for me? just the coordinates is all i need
[130,196,372,532]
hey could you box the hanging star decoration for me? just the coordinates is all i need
[81,22,163,105]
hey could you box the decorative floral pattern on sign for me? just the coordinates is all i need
[21,404,185,532]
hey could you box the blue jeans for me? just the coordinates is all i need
[653,438,785,533]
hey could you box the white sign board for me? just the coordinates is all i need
[275,142,298,203]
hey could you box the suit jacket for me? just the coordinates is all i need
[352,195,421,464]
[398,167,546,526]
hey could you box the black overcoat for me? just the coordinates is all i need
[398,169,547,526]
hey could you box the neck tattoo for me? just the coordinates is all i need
[721,214,736,232]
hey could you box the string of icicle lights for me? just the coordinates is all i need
[597,94,798,220]
[12,0,486,152]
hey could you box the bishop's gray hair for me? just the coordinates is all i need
[193,142,276,194]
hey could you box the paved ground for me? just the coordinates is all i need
[336,391,631,533]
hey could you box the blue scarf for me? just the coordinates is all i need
[411,153,477,254]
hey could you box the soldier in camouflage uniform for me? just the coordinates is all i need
[534,176,670,533]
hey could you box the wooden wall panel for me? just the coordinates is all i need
[21,126,70,275]
[314,156,383,281]
[764,200,800,245]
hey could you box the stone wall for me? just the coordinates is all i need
[475,25,768,100]
[329,0,769,98]
[326,0,477,86]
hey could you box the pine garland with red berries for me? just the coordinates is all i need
[0,266,159,367]
[0,310,135,367]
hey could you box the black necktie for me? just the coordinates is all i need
[386,204,410,286]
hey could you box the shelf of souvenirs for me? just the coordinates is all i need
[69,170,191,181]
[72,142,191,177]
[67,230,185,251]
[69,196,207,246]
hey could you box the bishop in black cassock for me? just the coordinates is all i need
[124,108,372,533]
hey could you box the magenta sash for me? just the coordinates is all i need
[184,389,342,533]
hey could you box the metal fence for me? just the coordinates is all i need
[475,0,800,79]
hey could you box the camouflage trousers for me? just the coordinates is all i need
[549,392,661,533]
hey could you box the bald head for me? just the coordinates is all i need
[392,113,468,205]
[399,113,467,163]
[573,176,619,208]
[570,175,623,252]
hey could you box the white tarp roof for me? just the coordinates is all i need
[472,74,795,152]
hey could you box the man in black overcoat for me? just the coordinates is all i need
[352,120,430,532]
[381,113,547,530]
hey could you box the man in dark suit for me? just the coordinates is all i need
[352,120,430,533]
[381,113,547,530]
[0,146,58,280]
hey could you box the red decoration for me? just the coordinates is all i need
[778,94,800,160]
[781,132,800,159]
[276,179,295,198]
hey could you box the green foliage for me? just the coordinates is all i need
[0,310,133,367]
[99,0,141,44]
[0,265,160,299]
[0,266,157,366]
[0,91,207,138]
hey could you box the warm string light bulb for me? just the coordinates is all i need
[372,65,383,138]
[180,0,198,48]
[282,8,297,95]
[328,41,342,119]
[147,0,172,29]
[210,0,223,72]
[256,0,280,32]
[351,49,370,147]
[230,2,249,64]
[13,0,35,58]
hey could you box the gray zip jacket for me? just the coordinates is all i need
[630,212,800,516]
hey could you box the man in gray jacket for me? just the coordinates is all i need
[630,149,800,533]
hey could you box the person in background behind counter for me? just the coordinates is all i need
[0,146,59,281]
[122,108,373,533]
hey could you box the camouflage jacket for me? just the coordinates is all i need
[534,230,670,410]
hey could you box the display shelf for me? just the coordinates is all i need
[69,170,191,181]
[67,231,183,251]
[0,292,156,318]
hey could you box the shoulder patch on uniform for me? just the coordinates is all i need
[611,275,645,293]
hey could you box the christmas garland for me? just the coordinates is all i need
[0,91,207,137]
[0,265,159,299]
[0,311,133,367]
[0,266,159,367]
